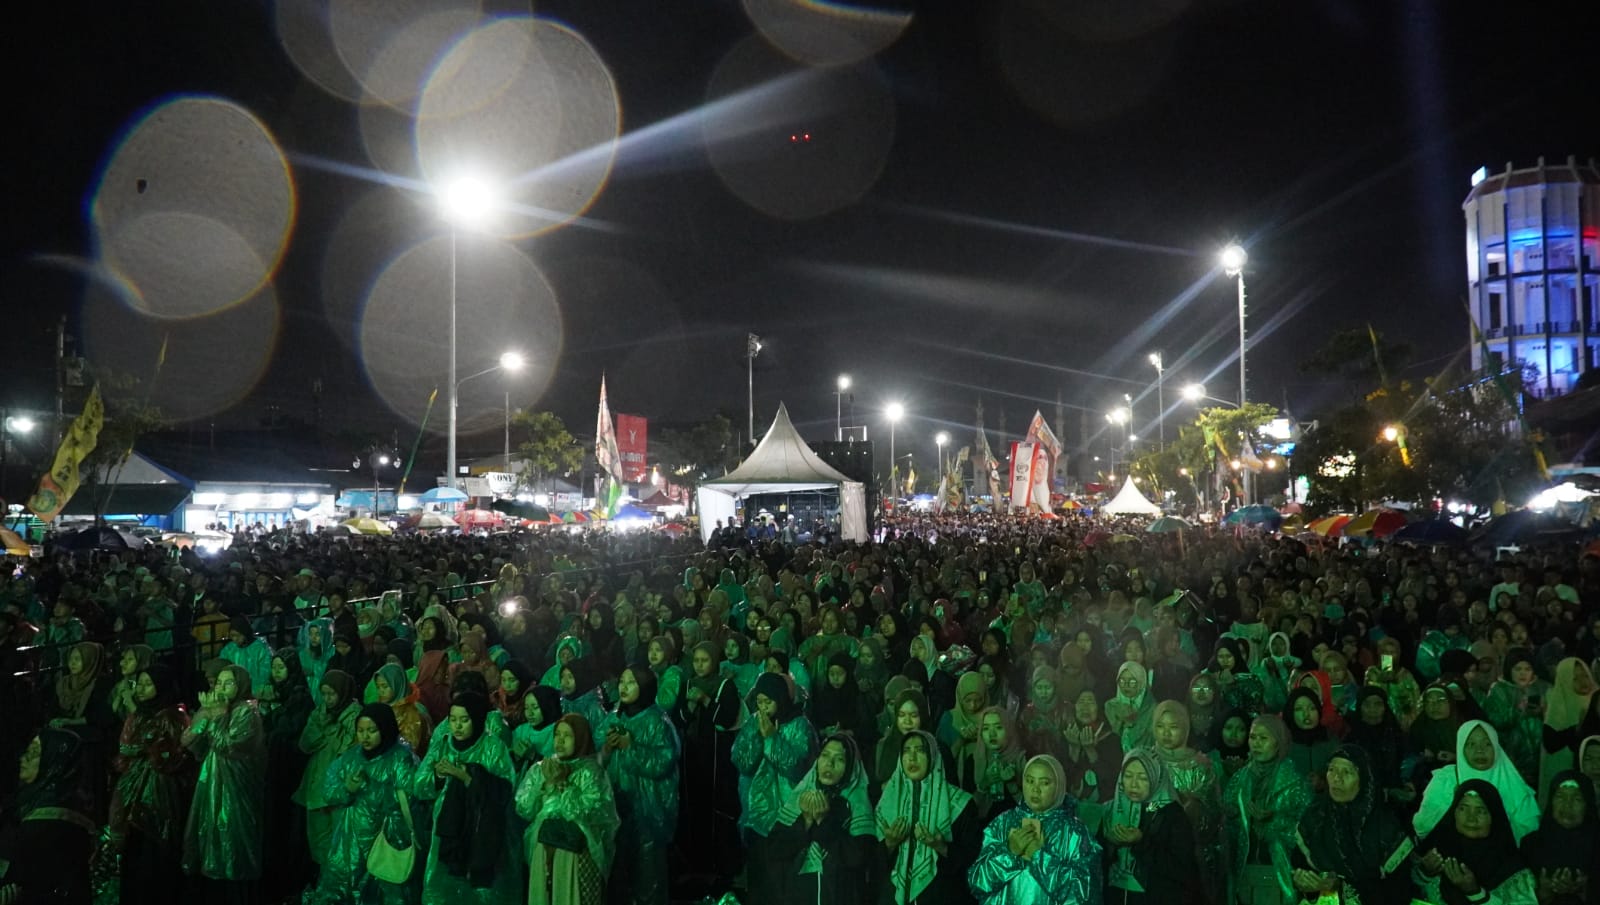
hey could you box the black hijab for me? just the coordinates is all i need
[526,685,563,731]
[620,663,659,718]
[1297,746,1396,885]
[563,656,602,699]
[1215,708,1251,763]
[1421,779,1525,903]
[1523,769,1600,879]
[134,664,179,715]
[812,652,860,731]
[15,728,88,817]
[1286,686,1330,746]
[752,671,800,722]
[449,691,491,751]
[358,702,401,760]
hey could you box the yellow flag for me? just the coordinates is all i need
[27,385,105,522]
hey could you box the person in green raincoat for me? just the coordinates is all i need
[306,703,420,905]
[601,664,681,905]
[298,669,361,868]
[412,691,519,905]
[181,664,267,901]
[541,635,589,689]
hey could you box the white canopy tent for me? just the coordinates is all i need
[1101,476,1162,515]
[697,404,867,543]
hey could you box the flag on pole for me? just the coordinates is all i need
[974,403,1003,501]
[595,375,625,517]
[27,384,105,522]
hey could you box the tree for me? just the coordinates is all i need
[79,375,170,525]
[1131,403,1279,512]
[653,414,740,486]
[1298,327,1414,399]
[509,411,584,492]
[1292,366,1542,513]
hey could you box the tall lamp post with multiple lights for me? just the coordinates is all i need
[835,374,851,441]
[438,176,497,490]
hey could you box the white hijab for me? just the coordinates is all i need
[1413,719,1540,842]
[876,730,973,904]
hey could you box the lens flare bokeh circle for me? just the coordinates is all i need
[415,16,621,240]
[704,35,895,221]
[741,0,913,67]
[359,233,563,429]
[90,96,295,320]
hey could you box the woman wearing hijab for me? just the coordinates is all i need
[1186,674,1223,754]
[876,729,980,905]
[376,661,434,756]
[182,663,268,901]
[1291,669,1347,738]
[1255,632,1300,714]
[517,713,620,905]
[600,663,680,905]
[764,733,879,905]
[938,671,989,779]
[1214,709,1253,782]
[559,657,609,750]
[1346,686,1413,805]
[677,640,744,890]
[1062,688,1122,805]
[1019,666,1067,762]
[877,688,957,792]
[813,651,874,743]
[1416,779,1537,904]
[1223,715,1312,905]
[1290,746,1414,905]
[298,667,361,866]
[298,618,337,694]
[412,690,519,905]
[263,647,316,900]
[1521,769,1599,905]
[1544,657,1599,799]
[1484,647,1548,788]
[720,631,761,703]
[109,643,156,722]
[1100,748,1199,903]
[1410,681,1466,781]
[513,685,565,768]
[644,634,684,714]
[969,706,1028,823]
[415,619,457,724]
[968,753,1101,905]
[1149,700,1223,903]
[107,665,194,904]
[220,616,274,698]
[490,660,535,727]
[1414,720,1541,843]
[1208,636,1266,718]
[448,630,501,695]
[0,729,96,904]
[582,602,626,678]
[1105,662,1156,753]
[1285,687,1339,792]
[306,703,421,904]
[50,640,109,727]
[733,671,820,905]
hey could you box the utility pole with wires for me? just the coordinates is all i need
[746,333,762,446]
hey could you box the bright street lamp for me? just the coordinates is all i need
[1222,242,1250,502]
[1381,425,1400,442]
[1181,383,1240,408]
[835,374,852,441]
[886,403,905,493]
[438,174,501,490]
[935,431,950,474]
[1148,351,1165,448]
[455,347,524,484]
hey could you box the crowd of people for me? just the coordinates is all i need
[2,509,1600,905]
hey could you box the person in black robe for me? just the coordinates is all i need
[674,641,743,896]
[0,728,96,904]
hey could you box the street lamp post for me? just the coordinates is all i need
[1148,351,1165,448]
[935,431,949,475]
[835,374,851,441]
[747,334,762,446]
[886,402,905,496]
[1105,406,1129,477]
[1,413,37,503]
[439,176,497,490]
[453,350,524,483]
[1222,244,1250,503]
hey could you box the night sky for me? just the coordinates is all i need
[4,0,1599,470]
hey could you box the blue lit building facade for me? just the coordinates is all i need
[1463,157,1600,398]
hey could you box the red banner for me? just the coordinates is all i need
[616,414,648,483]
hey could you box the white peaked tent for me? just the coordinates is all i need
[1101,476,1162,515]
[697,404,867,543]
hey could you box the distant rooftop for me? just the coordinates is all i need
[1463,155,1600,203]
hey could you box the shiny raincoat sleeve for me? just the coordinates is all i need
[297,703,358,808]
[517,758,620,875]
[731,715,818,835]
[604,708,681,842]
[968,811,1102,905]
[181,704,267,881]
[314,742,419,900]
